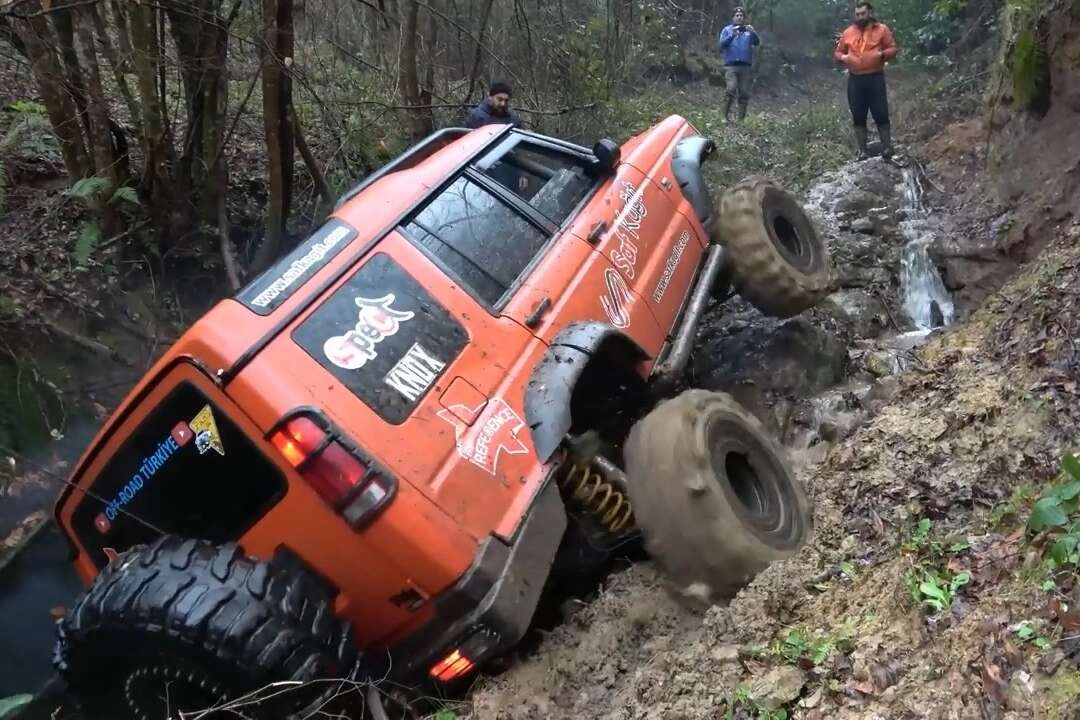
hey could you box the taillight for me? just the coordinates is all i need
[428,627,500,683]
[429,648,475,682]
[270,414,394,529]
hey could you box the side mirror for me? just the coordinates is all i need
[592,138,621,174]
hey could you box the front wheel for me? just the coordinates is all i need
[622,389,812,605]
[714,175,831,318]
[54,537,362,720]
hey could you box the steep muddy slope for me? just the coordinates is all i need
[465,197,1080,720]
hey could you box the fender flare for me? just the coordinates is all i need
[671,135,717,230]
[523,321,650,462]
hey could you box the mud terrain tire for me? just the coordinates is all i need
[54,537,361,720]
[622,389,812,604]
[716,175,830,318]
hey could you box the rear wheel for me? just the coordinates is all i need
[622,389,812,605]
[54,537,362,720]
[714,175,831,318]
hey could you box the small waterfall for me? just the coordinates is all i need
[898,168,954,330]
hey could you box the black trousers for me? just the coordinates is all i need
[847,71,890,128]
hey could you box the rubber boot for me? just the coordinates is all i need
[854,125,869,160]
[737,98,748,121]
[877,123,894,158]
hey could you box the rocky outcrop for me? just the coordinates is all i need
[699,153,953,452]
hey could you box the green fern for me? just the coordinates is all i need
[74,222,102,267]
[65,176,112,204]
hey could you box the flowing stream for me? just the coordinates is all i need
[898,168,955,330]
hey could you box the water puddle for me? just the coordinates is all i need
[898,168,955,330]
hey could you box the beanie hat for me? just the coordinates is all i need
[488,81,513,97]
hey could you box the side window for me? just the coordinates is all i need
[405,176,549,307]
[477,142,594,226]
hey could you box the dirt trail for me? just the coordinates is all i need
[462,136,1080,719]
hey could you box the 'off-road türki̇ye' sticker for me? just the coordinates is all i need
[70,382,287,570]
[291,252,468,425]
[93,403,226,534]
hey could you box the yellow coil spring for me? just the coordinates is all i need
[559,463,634,534]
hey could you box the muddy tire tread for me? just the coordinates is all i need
[717,175,831,318]
[56,537,359,719]
[622,389,812,602]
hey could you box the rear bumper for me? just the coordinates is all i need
[384,472,567,682]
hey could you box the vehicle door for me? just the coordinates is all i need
[461,133,667,353]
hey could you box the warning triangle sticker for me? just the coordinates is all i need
[189,404,226,457]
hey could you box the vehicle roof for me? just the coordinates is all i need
[56,122,586,514]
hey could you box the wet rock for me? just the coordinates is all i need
[863,376,901,415]
[822,290,889,339]
[711,645,742,664]
[1007,670,1035,710]
[852,217,875,234]
[864,350,900,378]
[748,665,807,710]
[1039,649,1066,676]
[696,315,848,400]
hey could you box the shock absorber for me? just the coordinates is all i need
[558,460,635,534]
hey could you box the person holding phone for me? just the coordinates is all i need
[717,6,761,123]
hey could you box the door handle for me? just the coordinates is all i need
[587,220,606,244]
[524,296,552,329]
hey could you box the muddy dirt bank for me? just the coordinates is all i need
[463,151,1080,719]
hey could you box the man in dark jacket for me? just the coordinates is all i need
[717,6,761,122]
[465,81,523,129]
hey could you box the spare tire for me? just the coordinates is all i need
[622,389,812,605]
[54,537,362,720]
[715,175,830,318]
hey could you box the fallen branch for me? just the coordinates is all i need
[37,320,134,367]
[338,98,598,116]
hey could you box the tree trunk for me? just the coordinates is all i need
[109,0,135,71]
[128,2,177,239]
[91,5,141,134]
[252,0,296,274]
[13,13,90,179]
[463,0,496,105]
[51,8,93,170]
[73,8,121,234]
[398,0,432,140]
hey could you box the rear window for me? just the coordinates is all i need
[291,252,468,424]
[404,176,548,307]
[70,382,287,569]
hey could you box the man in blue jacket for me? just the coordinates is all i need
[717,6,761,122]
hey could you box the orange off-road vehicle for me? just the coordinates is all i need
[50,115,830,719]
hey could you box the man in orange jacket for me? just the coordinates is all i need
[834,1,898,159]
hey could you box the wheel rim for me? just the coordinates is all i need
[762,186,821,274]
[706,417,803,547]
[124,664,231,719]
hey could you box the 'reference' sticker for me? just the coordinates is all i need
[437,398,529,476]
